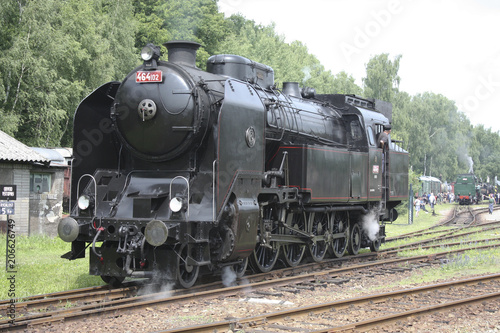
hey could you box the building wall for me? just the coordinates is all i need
[1,163,65,237]
[0,163,30,235]
[29,167,65,236]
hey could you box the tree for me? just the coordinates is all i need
[134,0,171,49]
[136,0,230,68]
[330,71,363,95]
[0,0,137,146]
[363,54,402,103]
[393,90,475,182]
[216,16,362,95]
[471,125,500,182]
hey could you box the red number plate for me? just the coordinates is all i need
[136,70,162,83]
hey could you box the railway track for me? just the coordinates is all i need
[1,206,498,331]
[160,274,500,333]
[0,283,139,313]
[1,240,498,331]
[385,205,493,243]
[3,234,499,331]
[382,219,500,254]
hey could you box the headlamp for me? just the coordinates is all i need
[78,194,90,210]
[141,43,161,62]
[141,46,154,61]
[169,197,184,213]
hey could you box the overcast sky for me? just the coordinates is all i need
[218,0,500,133]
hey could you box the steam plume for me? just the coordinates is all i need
[361,210,380,241]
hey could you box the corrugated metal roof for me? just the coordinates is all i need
[53,147,72,159]
[31,147,68,167]
[31,148,64,163]
[419,175,441,183]
[0,130,49,164]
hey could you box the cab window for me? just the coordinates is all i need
[367,127,375,146]
[350,121,363,141]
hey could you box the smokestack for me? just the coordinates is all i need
[163,41,201,67]
[282,82,301,97]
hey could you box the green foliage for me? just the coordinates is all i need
[330,71,363,95]
[134,0,229,68]
[363,53,402,103]
[134,0,171,48]
[217,15,362,94]
[0,0,499,185]
[0,0,137,146]
[363,51,500,183]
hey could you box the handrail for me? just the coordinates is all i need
[76,174,97,217]
[169,175,190,217]
[213,160,216,222]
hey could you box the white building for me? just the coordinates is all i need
[0,130,68,236]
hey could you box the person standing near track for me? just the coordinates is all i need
[414,197,421,217]
[429,192,436,216]
[488,194,495,214]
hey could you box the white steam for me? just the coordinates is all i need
[302,66,312,83]
[361,210,380,241]
[137,270,174,300]
[467,156,474,173]
[221,266,237,287]
[137,281,174,300]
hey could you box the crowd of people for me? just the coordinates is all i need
[414,192,437,217]
[413,191,498,217]
[413,192,454,217]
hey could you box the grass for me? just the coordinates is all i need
[385,202,456,236]
[381,248,500,289]
[0,234,103,300]
[382,202,500,287]
[0,202,498,300]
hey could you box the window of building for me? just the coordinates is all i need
[30,173,52,193]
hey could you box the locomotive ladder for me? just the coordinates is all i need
[380,150,390,217]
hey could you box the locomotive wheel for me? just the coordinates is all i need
[232,257,248,278]
[100,275,125,288]
[282,212,306,267]
[330,211,348,258]
[308,212,328,262]
[250,205,280,273]
[370,237,381,252]
[250,243,279,272]
[347,222,361,255]
[176,244,199,288]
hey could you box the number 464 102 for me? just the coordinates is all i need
[136,70,162,83]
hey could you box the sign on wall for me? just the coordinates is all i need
[0,185,16,201]
[0,202,14,215]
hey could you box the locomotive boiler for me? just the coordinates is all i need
[58,41,409,288]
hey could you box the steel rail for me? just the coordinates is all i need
[158,274,500,333]
[2,241,498,331]
[320,292,500,332]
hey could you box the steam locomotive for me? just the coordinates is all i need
[58,41,409,288]
[454,173,497,205]
[454,174,479,205]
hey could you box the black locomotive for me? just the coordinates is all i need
[58,41,409,287]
